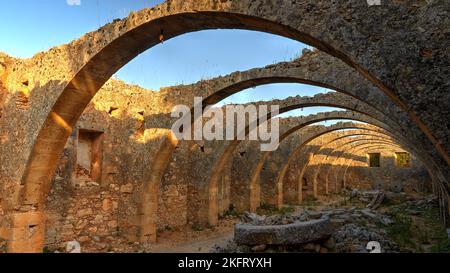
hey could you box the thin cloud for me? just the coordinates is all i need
[66,0,81,6]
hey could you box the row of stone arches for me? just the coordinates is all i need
[0,0,448,252]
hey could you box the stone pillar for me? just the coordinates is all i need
[139,215,157,244]
[208,188,219,227]
[0,219,7,240]
[6,211,45,253]
[249,182,260,213]
[140,187,158,243]
[297,176,303,204]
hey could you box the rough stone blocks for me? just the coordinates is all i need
[234,218,333,246]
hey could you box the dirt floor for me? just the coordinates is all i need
[144,218,238,253]
[4,192,446,254]
[84,193,449,253]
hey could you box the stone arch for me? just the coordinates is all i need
[142,92,405,232]
[311,144,399,191]
[297,128,443,201]
[307,136,400,195]
[318,135,445,201]
[276,136,405,207]
[310,137,407,192]
[340,145,415,191]
[329,141,422,191]
[258,114,430,209]
[14,0,448,213]
[308,131,401,190]
[2,0,448,252]
[157,91,403,229]
[247,123,392,211]
[152,87,411,228]
[265,118,445,209]
[143,67,409,234]
[341,145,419,191]
[326,141,405,192]
[284,131,403,203]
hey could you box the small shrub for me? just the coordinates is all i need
[386,213,414,248]
[43,246,52,253]
[279,206,295,215]
[191,225,204,232]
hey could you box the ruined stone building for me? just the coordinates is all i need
[0,0,448,253]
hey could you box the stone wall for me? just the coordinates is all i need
[44,79,152,246]
[346,149,431,193]
[36,74,431,249]
[0,2,448,252]
[0,68,436,251]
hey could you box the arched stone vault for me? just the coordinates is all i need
[329,142,420,191]
[149,108,409,239]
[281,131,404,203]
[308,136,399,176]
[294,134,434,202]
[338,145,412,189]
[142,112,398,234]
[326,141,405,191]
[0,0,448,253]
[292,142,405,202]
[342,146,418,190]
[307,136,401,194]
[146,88,412,232]
[139,94,401,240]
[256,121,442,210]
[316,135,402,193]
[293,140,404,201]
[207,106,407,225]
[338,145,433,196]
[0,0,446,211]
[144,50,445,225]
[306,137,409,192]
[144,85,424,231]
[138,77,411,240]
[320,140,437,196]
[240,123,393,212]
[270,118,447,209]
[232,100,440,210]
[277,139,406,206]
[253,126,400,209]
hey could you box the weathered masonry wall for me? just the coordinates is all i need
[0,51,444,253]
[45,80,155,245]
[0,53,13,118]
[35,77,431,249]
[0,0,447,251]
[0,0,447,253]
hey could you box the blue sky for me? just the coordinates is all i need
[0,0,341,120]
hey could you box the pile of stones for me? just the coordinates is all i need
[212,207,398,253]
[239,210,323,226]
[407,196,438,210]
[333,224,400,253]
[240,207,394,227]
[0,238,6,253]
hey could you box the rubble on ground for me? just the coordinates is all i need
[0,238,6,253]
[213,199,401,253]
[234,218,333,246]
[334,224,400,253]
[239,206,393,228]
[367,191,385,210]
[407,196,438,210]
